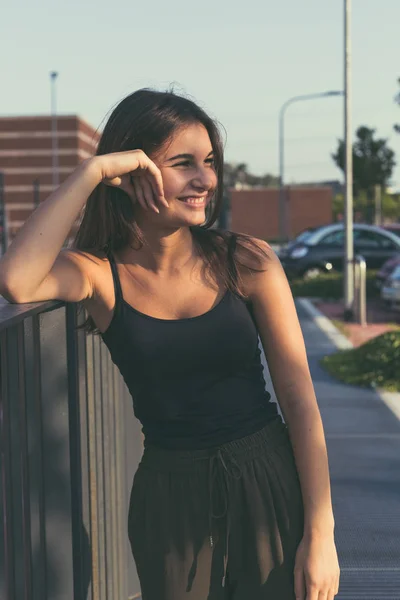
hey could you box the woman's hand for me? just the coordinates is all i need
[294,532,340,600]
[94,150,168,213]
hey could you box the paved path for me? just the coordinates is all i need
[262,301,400,600]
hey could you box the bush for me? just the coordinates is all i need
[289,270,379,299]
[320,331,400,392]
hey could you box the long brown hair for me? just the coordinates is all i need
[74,88,270,333]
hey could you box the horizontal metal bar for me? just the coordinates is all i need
[0,298,64,332]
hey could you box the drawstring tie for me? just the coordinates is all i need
[208,447,242,587]
[185,446,243,593]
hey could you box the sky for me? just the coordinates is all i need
[2,0,400,189]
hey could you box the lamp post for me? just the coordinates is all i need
[343,0,354,320]
[278,90,343,242]
[50,71,59,189]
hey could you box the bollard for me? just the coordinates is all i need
[353,255,367,326]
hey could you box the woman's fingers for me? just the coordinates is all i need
[137,175,159,213]
[104,173,137,204]
[143,173,169,211]
[104,172,162,215]
[99,150,168,210]
[144,161,168,208]
[131,177,149,211]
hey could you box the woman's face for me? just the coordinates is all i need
[143,122,218,227]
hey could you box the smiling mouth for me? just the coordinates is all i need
[177,196,207,207]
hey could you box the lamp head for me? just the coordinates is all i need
[325,90,344,97]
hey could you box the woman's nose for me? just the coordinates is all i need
[191,166,216,190]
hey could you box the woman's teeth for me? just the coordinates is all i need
[180,197,205,205]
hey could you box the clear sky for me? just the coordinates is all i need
[2,0,400,189]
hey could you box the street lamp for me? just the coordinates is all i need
[343,0,354,320]
[278,90,343,242]
[50,71,59,189]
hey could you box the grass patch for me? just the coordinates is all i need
[320,331,400,392]
[290,270,379,299]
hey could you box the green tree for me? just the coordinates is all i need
[332,126,396,195]
[333,192,400,223]
[332,126,396,223]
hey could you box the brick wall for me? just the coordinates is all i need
[230,186,333,240]
[0,115,99,238]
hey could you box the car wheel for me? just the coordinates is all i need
[302,266,324,280]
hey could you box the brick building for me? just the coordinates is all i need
[0,119,333,245]
[230,186,333,241]
[0,116,99,240]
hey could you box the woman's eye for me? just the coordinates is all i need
[172,158,215,167]
[173,161,191,167]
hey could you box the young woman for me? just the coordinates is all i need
[0,89,340,599]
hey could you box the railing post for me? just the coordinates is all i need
[353,255,367,326]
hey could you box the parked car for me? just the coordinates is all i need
[381,264,400,309]
[283,227,318,250]
[381,224,400,239]
[278,223,400,280]
[375,254,400,289]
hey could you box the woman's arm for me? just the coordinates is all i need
[0,159,101,303]
[242,240,335,537]
[241,238,340,600]
[0,150,165,304]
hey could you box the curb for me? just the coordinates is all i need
[378,391,400,421]
[297,298,353,350]
[297,297,400,421]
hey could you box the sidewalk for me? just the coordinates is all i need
[262,300,400,600]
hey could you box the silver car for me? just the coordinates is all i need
[381,264,400,309]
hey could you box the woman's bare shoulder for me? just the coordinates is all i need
[228,232,274,270]
[230,234,280,297]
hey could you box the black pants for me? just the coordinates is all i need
[128,418,304,599]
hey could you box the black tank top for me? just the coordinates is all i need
[101,247,280,450]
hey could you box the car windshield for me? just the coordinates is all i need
[291,228,317,245]
[391,265,400,280]
[385,227,400,239]
[296,231,313,243]
[308,225,400,248]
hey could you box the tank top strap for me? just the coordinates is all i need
[107,250,124,310]
[227,233,239,286]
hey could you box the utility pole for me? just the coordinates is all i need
[343,0,354,321]
[50,71,59,189]
[374,185,382,226]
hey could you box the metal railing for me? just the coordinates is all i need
[0,298,143,600]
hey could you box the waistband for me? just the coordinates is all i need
[140,415,288,472]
